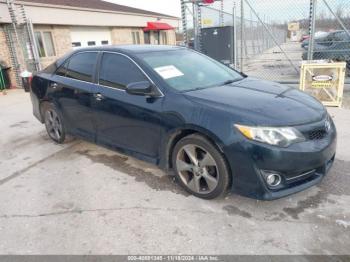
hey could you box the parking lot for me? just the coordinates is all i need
[0,89,350,255]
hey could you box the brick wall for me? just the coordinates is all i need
[0,24,72,88]
[0,25,18,88]
[1,24,177,89]
[166,30,176,45]
[34,25,72,68]
[111,27,144,45]
[111,27,177,46]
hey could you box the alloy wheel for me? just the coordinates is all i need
[176,144,219,194]
[45,109,63,141]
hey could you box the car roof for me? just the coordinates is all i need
[54,45,188,69]
[329,30,345,35]
[71,45,186,55]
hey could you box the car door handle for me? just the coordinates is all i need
[94,93,104,101]
[51,82,58,89]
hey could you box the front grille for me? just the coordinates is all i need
[308,129,327,140]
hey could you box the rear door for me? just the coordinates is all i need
[91,52,163,159]
[51,51,98,140]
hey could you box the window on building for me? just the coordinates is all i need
[66,52,98,83]
[35,32,45,57]
[101,40,109,45]
[34,31,56,57]
[88,41,96,46]
[99,53,147,90]
[132,32,141,44]
[43,32,56,56]
[72,42,82,48]
[161,31,168,45]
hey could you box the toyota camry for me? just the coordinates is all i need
[30,45,336,200]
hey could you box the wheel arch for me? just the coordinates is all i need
[162,125,227,170]
[39,99,54,123]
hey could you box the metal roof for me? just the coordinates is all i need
[18,0,179,19]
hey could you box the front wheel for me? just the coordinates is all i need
[172,134,231,199]
[42,103,66,144]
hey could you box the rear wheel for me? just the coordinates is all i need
[172,134,230,199]
[42,103,66,144]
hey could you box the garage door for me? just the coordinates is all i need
[70,27,112,49]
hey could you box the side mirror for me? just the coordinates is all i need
[126,81,162,97]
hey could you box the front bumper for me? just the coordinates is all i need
[224,121,337,200]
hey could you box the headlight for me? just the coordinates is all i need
[235,124,305,147]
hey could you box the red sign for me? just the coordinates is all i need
[202,0,215,4]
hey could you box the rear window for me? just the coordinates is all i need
[66,52,98,83]
[55,61,68,77]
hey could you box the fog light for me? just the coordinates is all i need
[266,173,282,187]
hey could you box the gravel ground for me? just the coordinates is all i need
[0,89,349,255]
[342,89,350,109]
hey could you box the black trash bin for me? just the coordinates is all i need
[0,60,11,89]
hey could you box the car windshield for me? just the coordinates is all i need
[139,49,244,92]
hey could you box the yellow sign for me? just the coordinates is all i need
[300,61,346,107]
[288,22,300,31]
[311,81,332,88]
[202,19,213,26]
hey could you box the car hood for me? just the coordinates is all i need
[183,77,326,126]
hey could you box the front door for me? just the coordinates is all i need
[152,31,160,45]
[144,31,150,44]
[91,52,162,158]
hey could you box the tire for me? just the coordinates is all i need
[172,134,231,199]
[42,102,66,144]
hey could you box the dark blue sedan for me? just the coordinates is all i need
[30,45,336,200]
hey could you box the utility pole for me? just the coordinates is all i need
[180,0,188,46]
[307,0,317,60]
[233,2,238,69]
[220,0,224,26]
[240,0,244,71]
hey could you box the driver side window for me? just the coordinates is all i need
[99,53,147,90]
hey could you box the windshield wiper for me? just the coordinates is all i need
[220,79,239,86]
[184,78,243,92]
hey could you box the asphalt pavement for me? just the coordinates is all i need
[0,90,349,254]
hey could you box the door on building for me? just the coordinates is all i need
[153,31,160,45]
[147,31,168,45]
[144,32,151,44]
[91,52,162,158]
[70,27,112,49]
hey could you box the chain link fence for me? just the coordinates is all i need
[181,0,350,84]
[311,0,350,69]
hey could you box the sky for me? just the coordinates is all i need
[106,0,182,17]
